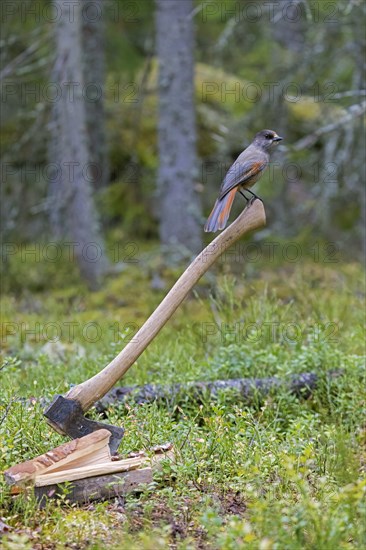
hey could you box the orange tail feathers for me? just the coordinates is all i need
[204,188,237,232]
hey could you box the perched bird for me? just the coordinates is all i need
[204,129,283,232]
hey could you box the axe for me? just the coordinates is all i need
[44,201,266,454]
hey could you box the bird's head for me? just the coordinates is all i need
[254,129,283,150]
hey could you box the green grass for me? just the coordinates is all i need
[0,254,365,549]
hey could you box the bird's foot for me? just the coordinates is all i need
[239,190,249,202]
[246,189,263,202]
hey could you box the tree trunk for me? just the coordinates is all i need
[155,0,202,255]
[270,0,306,53]
[81,0,109,189]
[48,0,107,288]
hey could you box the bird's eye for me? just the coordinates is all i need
[265,134,272,139]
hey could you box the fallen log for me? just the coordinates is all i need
[96,370,341,412]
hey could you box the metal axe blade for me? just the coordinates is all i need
[44,395,124,455]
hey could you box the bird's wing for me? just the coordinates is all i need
[218,152,268,200]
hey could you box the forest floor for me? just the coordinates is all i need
[1,244,365,549]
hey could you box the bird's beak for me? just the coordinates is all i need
[273,135,283,142]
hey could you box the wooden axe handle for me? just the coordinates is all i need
[66,200,266,411]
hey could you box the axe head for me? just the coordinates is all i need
[43,395,124,455]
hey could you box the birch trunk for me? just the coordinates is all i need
[156,0,202,255]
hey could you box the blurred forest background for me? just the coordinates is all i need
[1,0,365,288]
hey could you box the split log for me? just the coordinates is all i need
[4,430,174,506]
[4,429,112,486]
[96,371,342,411]
[34,447,174,487]
[5,429,173,487]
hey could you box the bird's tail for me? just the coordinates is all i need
[204,188,237,232]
